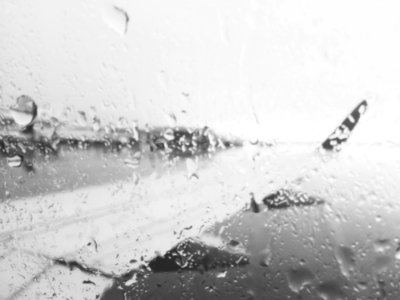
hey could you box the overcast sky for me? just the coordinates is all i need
[1,0,400,143]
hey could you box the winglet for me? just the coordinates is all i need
[321,100,368,151]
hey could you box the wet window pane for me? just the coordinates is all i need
[1,1,400,299]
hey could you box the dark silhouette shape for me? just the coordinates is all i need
[53,258,114,279]
[228,240,240,247]
[262,189,324,209]
[148,238,249,273]
[322,100,368,151]
[249,193,260,213]
[150,127,237,158]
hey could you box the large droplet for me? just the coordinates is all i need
[92,117,101,132]
[373,255,393,274]
[259,246,273,267]
[104,5,129,35]
[186,158,199,179]
[124,152,141,170]
[395,242,400,260]
[10,95,37,127]
[77,111,87,127]
[374,239,391,253]
[335,246,356,278]
[316,281,343,300]
[163,128,175,141]
[7,155,23,168]
[286,266,315,293]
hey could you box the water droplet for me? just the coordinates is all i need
[244,290,255,300]
[374,239,391,253]
[10,95,37,127]
[186,158,198,179]
[163,128,175,141]
[129,121,139,142]
[132,172,140,185]
[216,271,227,278]
[124,273,137,286]
[286,266,315,293]
[356,281,368,291]
[373,255,393,274]
[7,155,23,168]
[124,152,141,169]
[335,246,356,278]
[92,117,101,132]
[259,247,272,267]
[158,70,169,91]
[316,281,343,300]
[77,111,87,127]
[228,240,240,247]
[395,243,400,260]
[118,117,128,129]
[104,5,129,35]
[124,159,138,169]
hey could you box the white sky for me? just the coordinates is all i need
[1,0,400,142]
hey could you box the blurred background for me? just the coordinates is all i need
[3,1,400,299]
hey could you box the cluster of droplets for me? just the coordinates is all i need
[150,126,219,157]
[1,95,236,196]
[1,95,37,169]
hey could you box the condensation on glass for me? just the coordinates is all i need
[1,1,400,300]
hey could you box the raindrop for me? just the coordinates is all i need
[124,159,138,169]
[92,117,101,132]
[181,92,190,100]
[216,271,227,278]
[259,247,273,267]
[356,281,368,291]
[168,113,177,126]
[10,95,37,127]
[163,128,175,141]
[118,117,128,129]
[124,273,137,287]
[374,239,391,253]
[228,240,240,247]
[316,281,343,300]
[373,255,393,274]
[244,290,255,299]
[158,70,169,91]
[186,158,198,179]
[132,122,139,141]
[104,5,129,35]
[286,266,315,293]
[77,111,87,127]
[124,152,141,169]
[132,172,140,185]
[377,278,386,299]
[395,243,400,260]
[334,245,356,278]
[7,155,23,168]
